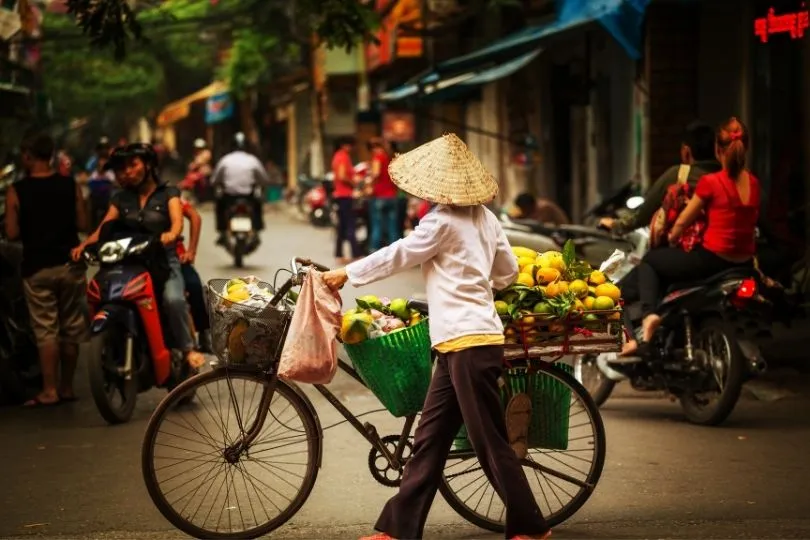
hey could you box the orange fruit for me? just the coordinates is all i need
[535,267,561,284]
[569,279,589,298]
[589,271,607,286]
[594,283,621,302]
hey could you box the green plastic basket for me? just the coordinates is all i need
[343,320,432,418]
[453,364,573,451]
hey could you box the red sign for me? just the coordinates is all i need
[365,0,422,71]
[754,6,809,43]
[383,111,415,143]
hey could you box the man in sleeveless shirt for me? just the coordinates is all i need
[3,133,89,407]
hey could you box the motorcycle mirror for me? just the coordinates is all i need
[626,196,645,210]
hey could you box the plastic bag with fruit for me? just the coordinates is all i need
[278,269,342,384]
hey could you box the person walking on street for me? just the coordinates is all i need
[367,137,399,251]
[332,137,360,264]
[3,133,89,407]
[323,134,551,540]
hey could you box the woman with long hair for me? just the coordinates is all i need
[633,117,761,348]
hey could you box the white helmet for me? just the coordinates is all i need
[234,132,246,148]
[193,138,207,149]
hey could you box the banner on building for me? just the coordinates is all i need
[205,91,234,125]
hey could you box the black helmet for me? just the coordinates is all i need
[105,143,158,171]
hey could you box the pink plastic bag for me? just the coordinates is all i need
[278,268,342,384]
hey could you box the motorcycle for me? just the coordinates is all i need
[84,221,197,424]
[574,226,769,426]
[219,187,261,268]
[305,178,332,228]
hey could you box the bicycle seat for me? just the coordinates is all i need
[666,267,757,294]
[407,298,429,315]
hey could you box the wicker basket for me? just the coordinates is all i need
[343,320,432,418]
[207,279,292,369]
[504,309,624,359]
[453,364,573,451]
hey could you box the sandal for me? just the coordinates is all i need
[23,396,61,408]
[505,392,532,460]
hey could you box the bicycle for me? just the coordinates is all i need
[141,258,607,539]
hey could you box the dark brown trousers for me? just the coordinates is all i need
[375,345,548,539]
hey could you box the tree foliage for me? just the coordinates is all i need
[40,15,164,121]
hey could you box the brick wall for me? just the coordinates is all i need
[646,2,700,179]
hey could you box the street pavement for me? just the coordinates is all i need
[1,207,810,539]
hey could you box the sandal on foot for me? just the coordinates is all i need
[511,532,552,540]
[23,396,61,408]
[359,534,396,540]
[505,392,532,460]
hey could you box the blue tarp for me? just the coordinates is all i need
[379,0,650,102]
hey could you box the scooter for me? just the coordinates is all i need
[216,186,261,268]
[84,221,197,424]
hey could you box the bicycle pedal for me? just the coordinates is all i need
[363,422,378,437]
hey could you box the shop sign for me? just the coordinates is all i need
[157,103,190,127]
[205,92,234,125]
[365,0,423,71]
[754,6,809,43]
[382,111,415,142]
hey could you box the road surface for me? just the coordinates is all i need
[1,208,809,539]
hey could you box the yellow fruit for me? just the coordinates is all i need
[523,264,540,280]
[517,256,536,269]
[341,312,374,344]
[569,279,589,298]
[608,311,622,320]
[535,267,561,284]
[594,283,621,302]
[545,281,568,298]
[583,296,595,310]
[519,315,535,326]
[588,286,597,296]
[572,299,585,312]
[512,246,538,259]
[516,273,535,287]
[538,251,566,271]
[589,271,607,286]
[593,296,616,311]
[225,288,250,303]
[410,313,422,326]
[227,319,250,363]
[494,300,509,316]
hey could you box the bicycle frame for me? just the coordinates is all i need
[221,258,584,489]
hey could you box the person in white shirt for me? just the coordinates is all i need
[211,132,270,245]
[323,134,550,540]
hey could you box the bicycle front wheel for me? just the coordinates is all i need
[141,368,321,539]
[439,362,607,531]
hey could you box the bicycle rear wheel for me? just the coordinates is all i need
[439,362,606,531]
[141,368,322,539]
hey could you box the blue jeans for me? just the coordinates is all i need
[370,197,400,251]
[163,254,194,351]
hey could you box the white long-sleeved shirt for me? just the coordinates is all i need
[346,205,518,347]
[211,151,269,195]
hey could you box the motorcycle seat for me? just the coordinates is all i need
[666,267,757,294]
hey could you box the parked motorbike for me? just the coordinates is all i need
[574,226,769,426]
[218,187,261,268]
[305,178,333,228]
[84,221,197,424]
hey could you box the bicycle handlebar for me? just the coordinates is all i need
[290,257,331,276]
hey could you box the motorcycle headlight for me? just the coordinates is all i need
[99,241,126,264]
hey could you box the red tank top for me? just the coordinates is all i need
[331,149,354,199]
[694,171,760,258]
[371,150,397,198]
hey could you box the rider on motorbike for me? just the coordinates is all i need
[71,143,204,369]
[600,122,720,235]
[211,132,269,246]
[632,117,760,352]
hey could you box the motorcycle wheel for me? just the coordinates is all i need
[233,238,245,268]
[573,354,616,407]
[679,318,746,426]
[87,331,138,425]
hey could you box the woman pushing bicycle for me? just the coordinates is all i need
[323,134,551,540]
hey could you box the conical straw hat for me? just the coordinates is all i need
[388,133,498,207]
